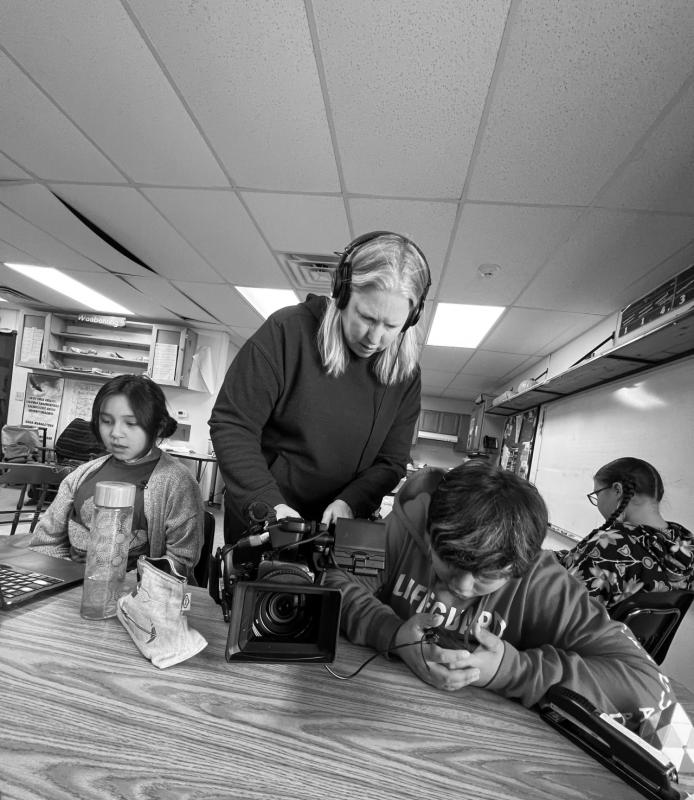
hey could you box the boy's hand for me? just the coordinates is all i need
[463,624,505,687]
[393,613,482,691]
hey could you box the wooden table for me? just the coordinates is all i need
[1,584,692,800]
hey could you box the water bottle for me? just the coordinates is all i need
[80,481,136,620]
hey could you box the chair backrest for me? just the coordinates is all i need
[1,425,40,463]
[0,462,66,534]
[609,589,694,665]
[194,511,215,588]
[54,418,107,466]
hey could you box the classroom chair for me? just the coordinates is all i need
[53,418,107,469]
[609,589,694,665]
[0,462,65,535]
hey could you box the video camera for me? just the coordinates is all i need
[209,502,342,663]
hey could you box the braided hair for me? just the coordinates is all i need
[594,457,664,531]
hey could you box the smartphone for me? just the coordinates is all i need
[424,625,478,650]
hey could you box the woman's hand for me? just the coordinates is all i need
[392,613,482,691]
[321,499,354,527]
[273,503,301,521]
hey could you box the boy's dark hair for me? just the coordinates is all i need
[595,457,664,531]
[91,375,177,449]
[427,461,548,578]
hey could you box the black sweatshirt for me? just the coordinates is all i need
[209,294,421,539]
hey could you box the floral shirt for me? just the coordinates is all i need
[557,521,694,609]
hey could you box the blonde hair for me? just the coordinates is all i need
[317,234,428,384]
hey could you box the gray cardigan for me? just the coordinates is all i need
[29,451,204,579]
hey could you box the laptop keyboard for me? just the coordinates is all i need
[0,563,63,604]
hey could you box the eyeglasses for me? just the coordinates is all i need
[586,487,610,506]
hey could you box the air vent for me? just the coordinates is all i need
[278,252,340,294]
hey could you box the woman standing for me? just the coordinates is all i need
[210,231,431,543]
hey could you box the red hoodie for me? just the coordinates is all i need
[324,468,676,729]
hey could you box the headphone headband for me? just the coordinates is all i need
[332,231,431,331]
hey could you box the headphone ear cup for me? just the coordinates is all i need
[401,294,425,331]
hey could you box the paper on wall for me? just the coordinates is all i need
[188,345,214,394]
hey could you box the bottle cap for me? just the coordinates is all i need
[94,481,136,508]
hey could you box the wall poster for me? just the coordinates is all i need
[21,373,65,447]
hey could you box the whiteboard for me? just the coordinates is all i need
[530,354,694,537]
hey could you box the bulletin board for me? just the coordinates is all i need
[530,354,694,537]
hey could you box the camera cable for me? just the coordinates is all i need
[323,636,429,680]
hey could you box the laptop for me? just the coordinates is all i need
[0,534,84,610]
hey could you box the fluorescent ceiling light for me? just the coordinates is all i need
[236,286,300,319]
[4,263,132,315]
[426,303,505,348]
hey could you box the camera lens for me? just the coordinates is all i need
[255,591,316,640]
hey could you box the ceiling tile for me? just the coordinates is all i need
[2,3,226,186]
[443,204,582,304]
[128,0,338,192]
[460,349,530,378]
[442,373,498,401]
[518,209,694,314]
[0,154,31,181]
[2,266,172,320]
[0,52,124,183]
[421,345,474,372]
[468,0,694,204]
[348,197,458,289]
[0,203,113,274]
[174,282,264,329]
[314,0,510,196]
[48,185,223,282]
[599,81,694,213]
[2,1,694,403]
[143,188,289,287]
[122,276,219,324]
[241,193,349,253]
[1,184,153,277]
[420,369,456,392]
[482,307,604,355]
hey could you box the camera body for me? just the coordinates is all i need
[209,512,342,663]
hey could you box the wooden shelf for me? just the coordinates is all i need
[27,365,138,381]
[48,349,147,368]
[488,305,694,416]
[17,311,198,388]
[51,331,151,348]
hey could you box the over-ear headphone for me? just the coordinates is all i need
[332,230,431,331]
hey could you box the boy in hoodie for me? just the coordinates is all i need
[324,460,675,729]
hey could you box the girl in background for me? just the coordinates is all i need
[30,375,203,580]
[557,457,693,608]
